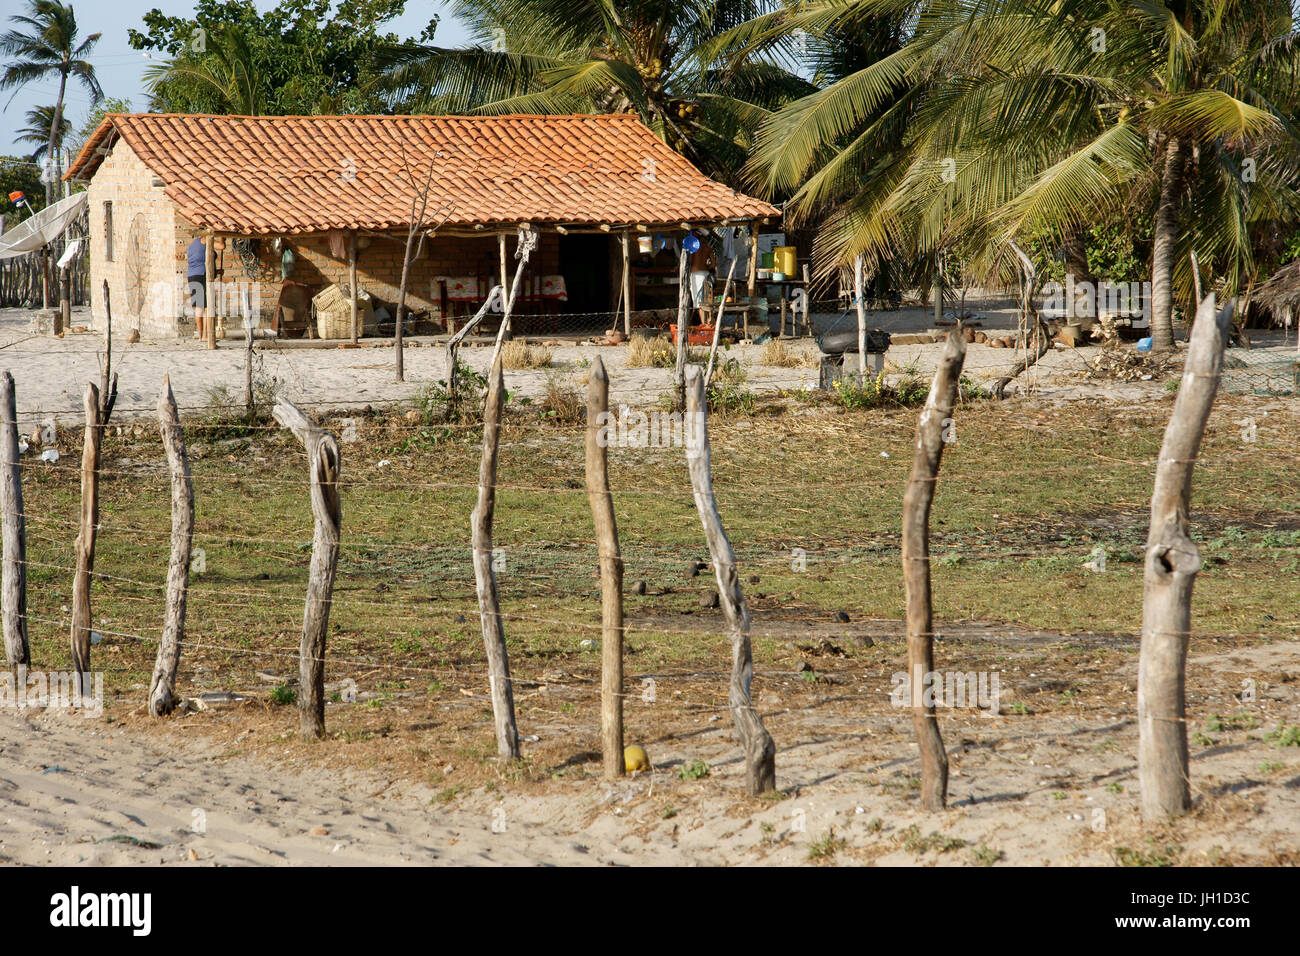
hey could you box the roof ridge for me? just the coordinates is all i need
[104,112,644,122]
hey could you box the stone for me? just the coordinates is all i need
[834,610,851,623]
[633,580,647,595]
[699,591,720,609]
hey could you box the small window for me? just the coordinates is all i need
[104,202,114,261]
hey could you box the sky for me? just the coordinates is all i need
[0,0,474,157]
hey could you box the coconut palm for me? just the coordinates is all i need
[372,0,815,180]
[141,23,264,116]
[0,0,102,204]
[743,0,1300,348]
[16,103,71,163]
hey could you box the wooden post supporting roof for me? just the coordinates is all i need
[499,233,509,306]
[204,232,216,350]
[621,231,632,336]
[349,230,359,345]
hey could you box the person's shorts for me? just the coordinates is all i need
[187,275,207,310]
[689,270,713,307]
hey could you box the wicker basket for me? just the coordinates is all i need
[312,284,376,339]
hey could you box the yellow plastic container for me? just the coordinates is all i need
[774,246,797,277]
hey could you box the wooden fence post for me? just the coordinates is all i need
[1139,293,1233,821]
[854,256,868,378]
[471,357,520,759]
[673,245,690,412]
[902,329,966,811]
[684,365,776,794]
[585,357,624,779]
[100,280,117,425]
[272,399,341,738]
[149,376,194,716]
[1,371,28,675]
[70,382,102,701]
[703,254,740,389]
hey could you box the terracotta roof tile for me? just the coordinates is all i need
[67,113,777,234]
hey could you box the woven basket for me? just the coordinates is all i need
[312,284,375,338]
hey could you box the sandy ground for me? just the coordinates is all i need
[2,629,1296,867]
[2,299,1297,866]
[12,301,1295,428]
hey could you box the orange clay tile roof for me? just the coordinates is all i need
[66,113,779,235]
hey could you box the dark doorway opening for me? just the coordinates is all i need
[558,234,612,333]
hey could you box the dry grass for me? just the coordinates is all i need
[501,339,555,369]
[539,372,586,424]
[626,334,674,368]
[760,339,820,368]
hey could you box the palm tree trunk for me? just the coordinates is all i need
[1150,136,1187,351]
[45,71,68,207]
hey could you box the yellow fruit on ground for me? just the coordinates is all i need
[624,744,651,773]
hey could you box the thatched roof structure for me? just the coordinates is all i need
[1250,258,1300,325]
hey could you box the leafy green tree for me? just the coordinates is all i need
[373,0,815,181]
[1,156,48,216]
[129,0,434,115]
[0,0,102,204]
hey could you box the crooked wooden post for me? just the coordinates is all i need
[1,371,28,675]
[149,376,194,716]
[471,357,520,759]
[703,254,740,389]
[684,365,775,794]
[273,399,341,738]
[584,357,624,779]
[902,329,966,811]
[70,382,102,702]
[672,244,690,411]
[488,226,540,370]
[99,280,117,425]
[1139,294,1233,821]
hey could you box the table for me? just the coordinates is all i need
[757,279,809,336]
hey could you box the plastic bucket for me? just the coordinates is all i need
[774,246,797,276]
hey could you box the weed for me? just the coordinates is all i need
[678,758,710,780]
[269,683,296,706]
[1268,725,1300,747]
[972,844,1004,866]
[900,824,967,854]
[808,827,847,861]
[1113,842,1182,867]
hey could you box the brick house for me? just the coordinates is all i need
[63,113,777,341]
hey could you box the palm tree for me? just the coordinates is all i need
[142,23,264,116]
[372,0,814,181]
[16,103,71,162]
[0,0,102,204]
[743,0,1300,349]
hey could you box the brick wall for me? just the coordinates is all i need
[85,141,177,337]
